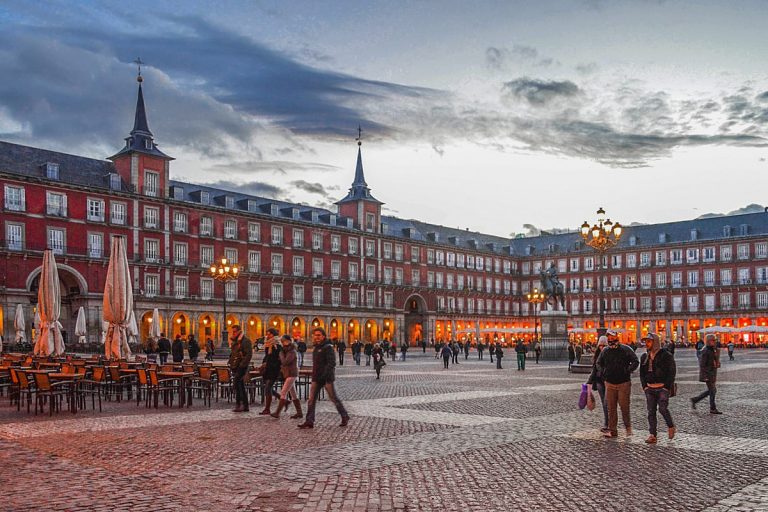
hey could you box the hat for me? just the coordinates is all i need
[606,329,618,337]
[597,336,608,347]
[642,332,660,342]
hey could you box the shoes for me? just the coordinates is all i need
[603,431,617,438]
[600,427,610,434]
[232,405,244,412]
[340,416,349,427]
[297,422,314,429]
[668,426,676,440]
[690,398,696,410]
[645,435,657,444]
[626,427,633,436]
[710,409,723,415]
[258,408,271,416]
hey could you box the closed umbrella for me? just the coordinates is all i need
[14,304,25,343]
[150,308,162,339]
[75,306,87,344]
[103,237,133,360]
[34,250,65,356]
[127,310,139,345]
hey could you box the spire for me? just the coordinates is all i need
[335,126,382,206]
[131,81,153,137]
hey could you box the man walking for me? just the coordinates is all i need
[477,341,484,360]
[228,324,253,413]
[352,339,362,365]
[534,341,542,364]
[336,339,346,365]
[495,344,504,369]
[639,333,676,444]
[568,343,576,371]
[364,340,373,366]
[596,330,639,438]
[727,340,735,361]
[515,339,528,371]
[298,328,349,429]
[296,337,307,367]
[691,334,722,414]
[463,340,470,360]
[157,333,171,364]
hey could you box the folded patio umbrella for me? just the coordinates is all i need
[150,308,162,339]
[75,306,87,344]
[103,237,133,360]
[14,304,25,343]
[33,249,65,356]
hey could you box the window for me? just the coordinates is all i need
[248,222,260,242]
[720,245,732,261]
[721,293,732,310]
[47,228,65,255]
[87,198,105,222]
[570,300,580,314]
[44,162,59,180]
[738,292,750,308]
[655,272,667,288]
[109,173,121,190]
[6,223,24,250]
[703,247,715,262]
[427,249,434,265]
[145,274,159,297]
[758,267,768,284]
[349,290,359,308]
[625,275,636,289]
[174,277,187,299]
[366,290,376,308]
[384,292,394,309]
[670,249,682,264]
[311,258,323,278]
[395,268,403,285]
[331,261,341,280]
[313,286,323,306]
[225,281,237,301]
[200,246,214,267]
[248,251,260,273]
[271,226,283,245]
[584,257,594,271]
[627,297,636,312]
[331,235,341,252]
[111,202,126,225]
[201,278,213,300]
[640,252,650,266]
[757,292,768,309]
[672,296,682,313]
[570,258,580,272]
[704,270,715,286]
[365,239,375,257]
[293,285,304,305]
[457,274,464,290]
[721,268,732,285]
[224,248,237,265]
[738,268,751,285]
[173,211,187,232]
[411,246,420,263]
[173,242,188,266]
[687,271,698,287]
[436,251,444,265]
[221,220,235,239]
[144,239,160,263]
[655,296,665,312]
[395,244,403,261]
[738,244,749,260]
[655,251,667,265]
[312,232,323,250]
[144,170,159,197]
[349,262,358,281]
[271,283,283,304]
[671,272,682,288]
[292,229,304,248]
[436,273,444,288]
[87,233,103,258]
[366,264,376,283]
[457,253,465,268]
[366,212,375,231]
[427,271,434,287]
[476,256,484,271]
[4,185,25,211]
[705,294,715,312]
[641,297,651,312]
[411,269,420,286]
[200,216,213,236]
[611,254,622,269]
[756,242,768,259]
[332,288,341,307]
[349,237,358,255]
[271,254,283,274]
[640,274,651,289]
[144,207,159,229]
[248,282,260,302]
[383,242,392,259]
[686,248,699,263]
[46,192,67,216]
[446,273,454,289]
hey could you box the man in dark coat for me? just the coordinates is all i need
[228,324,253,412]
[568,343,576,371]
[187,334,200,361]
[515,339,528,371]
[596,330,640,438]
[477,341,484,360]
[298,328,349,429]
[157,333,171,364]
[495,345,504,369]
[259,327,282,415]
[352,339,363,365]
[171,335,185,363]
[336,339,346,365]
[364,340,373,365]
[691,334,722,414]
[640,333,677,444]
[296,338,307,367]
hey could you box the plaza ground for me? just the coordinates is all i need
[1,348,767,511]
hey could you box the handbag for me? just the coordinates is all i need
[586,389,596,411]
[578,383,589,410]
[669,383,678,398]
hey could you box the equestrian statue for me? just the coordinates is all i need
[540,263,566,310]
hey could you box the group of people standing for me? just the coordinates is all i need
[587,330,722,444]
[146,333,216,364]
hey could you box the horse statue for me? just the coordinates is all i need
[539,264,566,311]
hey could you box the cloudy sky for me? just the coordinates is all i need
[1,0,766,237]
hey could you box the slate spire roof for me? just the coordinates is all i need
[336,133,382,205]
[132,82,152,137]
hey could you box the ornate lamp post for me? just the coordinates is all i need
[209,257,240,345]
[580,207,623,336]
[526,287,545,342]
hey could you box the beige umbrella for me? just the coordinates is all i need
[14,304,25,343]
[75,306,87,344]
[34,250,65,356]
[127,310,139,346]
[150,308,162,339]
[103,237,133,359]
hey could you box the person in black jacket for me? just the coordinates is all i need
[352,340,363,365]
[171,335,185,363]
[587,337,610,433]
[296,338,307,367]
[336,339,346,365]
[639,333,677,444]
[691,334,722,414]
[157,333,171,364]
[364,340,373,366]
[596,330,640,438]
[495,345,504,369]
[229,325,253,412]
[298,328,349,429]
[259,328,282,415]
[187,334,200,361]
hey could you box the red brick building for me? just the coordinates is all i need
[1,77,767,348]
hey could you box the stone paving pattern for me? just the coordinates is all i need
[1,348,767,511]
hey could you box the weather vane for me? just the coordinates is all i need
[134,57,145,82]
[356,125,362,146]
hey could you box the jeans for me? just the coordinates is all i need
[279,376,298,401]
[159,353,168,364]
[517,353,526,370]
[645,387,674,436]
[693,381,718,410]
[305,381,348,425]
[595,381,608,428]
[478,350,483,360]
[496,357,502,369]
[263,379,280,400]
[365,354,371,366]
[233,367,248,406]
[338,352,344,365]
[297,352,304,367]
[605,381,632,433]
[443,355,450,369]
[401,352,406,361]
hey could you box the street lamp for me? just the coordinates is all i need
[526,287,545,342]
[209,257,240,346]
[579,207,623,335]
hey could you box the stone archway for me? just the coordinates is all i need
[404,294,427,345]
[27,265,88,345]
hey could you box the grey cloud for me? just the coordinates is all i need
[758,91,768,102]
[697,203,766,219]
[502,78,580,106]
[197,179,284,199]
[486,45,557,71]
[575,62,598,75]
[290,180,332,197]
[207,160,341,175]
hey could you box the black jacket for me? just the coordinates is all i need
[596,344,639,384]
[228,334,253,371]
[639,349,676,390]
[296,340,307,353]
[586,346,604,388]
[157,337,171,354]
[699,346,718,383]
[364,342,373,355]
[261,342,282,381]
[171,339,185,362]
[312,340,337,383]
[495,347,504,359]
[188,337,200,358]
[515,342,527,354]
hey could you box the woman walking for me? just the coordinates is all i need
[271,335,302,419]
[440,343,452,369]
[639,333,676,444]
[372,343,385,379]
[259,328,282,415]
[587,336,610,433]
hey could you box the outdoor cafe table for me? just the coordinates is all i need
[157,371,194,408]
[49,373,84,414]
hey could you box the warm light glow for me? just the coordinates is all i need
[349,321,354,328]
[273,320,278,326]
[366,322,371,328]
[147,318,153,323]
[176,318,182,324]
[294,320,299,326]
[221,257,227,265]
[384,320,389,327]
[227,319,232,325]
[313,320,319,327]
[580,221,590,237]
[203,318,208,325]
[249,320,255,326]
[331,320,337,327]
[210,266,216,274]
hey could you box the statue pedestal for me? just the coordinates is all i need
[539,310,569,361]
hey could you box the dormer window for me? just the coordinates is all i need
[144,139,153,150]
[270,204,279,216]
[200,191,210,205]
[44,162,59,180]
[109,173,122,191]
[225,196,235,209]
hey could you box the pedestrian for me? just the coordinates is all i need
[352,339,363,365]
[463,340,470,360]
[575,343,583,364]
[477,341,484,360]
[296,338,307,367]
[228,324,252,413]
[258,328,282,416]
[400,341,408,361]
[336,339,346,365]
[586,336,610,434]
[727,341,735,361]
[691,334,722,414]
[596,330,639,438]
[568,343,576,371]
[171,334,185,363]
[440,342,452,369]
[187,334,200,361]
[451,341,460,364]
[534,341,542,364]
[515,339,528,371]
[157,333,171,364]
[695,338,704,360]
[639,333,677,444]
[489,342,496,363]
[364,340,373,366]
[373,343,385,379]
[434,341,441,359]
[421,338,427,353]
[389,342,397,361]
[495,344,504,369]
[298,328,350,429]
[271,335,302,420]
[205,337,215,361]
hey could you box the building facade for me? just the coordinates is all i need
[1,77,768,348]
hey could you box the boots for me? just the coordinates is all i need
[290,399,303,419]
[259,393,272,415]
[271,399,287,418]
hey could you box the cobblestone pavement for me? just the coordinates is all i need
[1,348,767,511]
